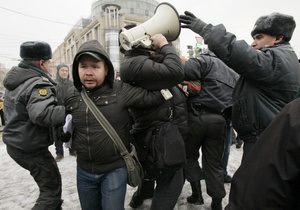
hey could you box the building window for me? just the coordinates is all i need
[87,32,92,41]
[94,26,99,40]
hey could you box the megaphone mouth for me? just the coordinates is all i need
[154,2,181,42]
[119,2,181,51]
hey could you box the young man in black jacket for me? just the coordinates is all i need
[62,39,170,210]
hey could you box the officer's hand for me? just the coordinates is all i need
[179,11,207,35]
[56,126,71,142]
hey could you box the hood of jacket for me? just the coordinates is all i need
[4,60,56,91]
[72,40,115,91]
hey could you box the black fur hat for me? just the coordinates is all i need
[251,12,296,41]
[20,41,52,60]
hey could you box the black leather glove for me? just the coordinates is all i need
[56,126,71,142]
[179,11,207,35]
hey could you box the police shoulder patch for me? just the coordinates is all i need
[38,88,48,96]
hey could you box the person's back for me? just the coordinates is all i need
[3,42,65,152]
[226,98,300,210]
[183,55,238,210]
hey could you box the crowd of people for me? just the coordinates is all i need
[1,8,300,210]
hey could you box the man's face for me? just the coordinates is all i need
[58,67,69,79]
[251,33,282,49]
[78,55,108,90]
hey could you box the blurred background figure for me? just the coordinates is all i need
[53,64,76,162]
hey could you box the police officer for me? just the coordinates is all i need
[3,41,66,210]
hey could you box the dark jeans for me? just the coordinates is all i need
[6,145,62,210]
[184,110,226,199]
[54,137,64,155]
[77,165,127,210]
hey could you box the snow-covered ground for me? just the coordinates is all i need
[0,132,242,210]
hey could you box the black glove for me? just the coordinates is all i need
[56,126,71,142]
[179,11,207,35]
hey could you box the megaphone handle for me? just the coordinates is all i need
[138,35,152,48]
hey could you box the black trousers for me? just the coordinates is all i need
[6,145,63,210]
[150,167,184,210]
[133,131,184,210]
[184,110,226,199]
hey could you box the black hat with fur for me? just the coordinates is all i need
[251,12,296,42]
[20,41,52,60]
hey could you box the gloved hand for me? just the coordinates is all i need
[179,11,207,35]
[56,126,71,142]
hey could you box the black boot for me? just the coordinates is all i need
[187,181,204,205]
[129,179,154,208]
[211,198,222,210]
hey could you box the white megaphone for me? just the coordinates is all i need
[119,2,181,51]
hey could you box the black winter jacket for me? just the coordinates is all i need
[184,55,239,113]
[120,46,184,90]
[119,45,187,133]
[130,85,188,134]
[3,61,66,152]
[67,40,165,174]
[200,24,300,139]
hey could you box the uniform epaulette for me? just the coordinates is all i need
[41,76,49,82]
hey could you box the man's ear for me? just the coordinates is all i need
[38,60,44,68]
[275,35,284,43]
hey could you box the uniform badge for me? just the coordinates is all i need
[38,89,48,96]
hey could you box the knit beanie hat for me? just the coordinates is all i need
[251,12,296,41]
[20,41,52,60]
[57,64,69,71]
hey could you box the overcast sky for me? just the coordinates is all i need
[0,0,299,69]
